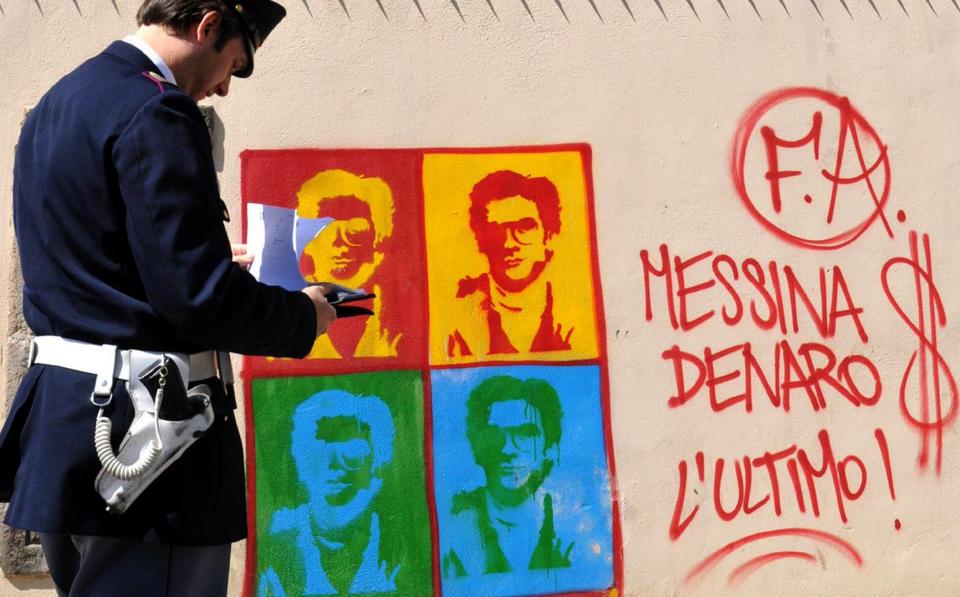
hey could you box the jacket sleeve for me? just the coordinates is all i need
[112,90,317,358]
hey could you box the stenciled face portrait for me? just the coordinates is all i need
[478,196,549,291]
[311,415,375,507]
[467,170,562,295]
[301,196,378,287]
[424,152,601,364]
[297,170,394,290]
[466,376,561,508]
[290,391,394,533]
[434,367,615,590]
[481,398,549,503]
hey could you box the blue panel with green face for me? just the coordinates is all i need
[431,364,614,597]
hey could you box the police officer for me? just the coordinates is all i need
[1,1,336,595]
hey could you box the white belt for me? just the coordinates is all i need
[30,336,230,404]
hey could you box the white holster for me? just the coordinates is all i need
[30,337,220,515]
[94,350,215,514]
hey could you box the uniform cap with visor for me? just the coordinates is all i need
[227,0,286,78]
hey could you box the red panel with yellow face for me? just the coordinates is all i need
[242,149,426,376]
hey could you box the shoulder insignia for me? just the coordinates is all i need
[141,71,174,93]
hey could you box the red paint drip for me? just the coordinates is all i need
[874,428,896,501]
[924,234,945,474]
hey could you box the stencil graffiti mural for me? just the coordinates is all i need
[242,145,620,596]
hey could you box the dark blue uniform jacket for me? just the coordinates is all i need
[1,41,317,545]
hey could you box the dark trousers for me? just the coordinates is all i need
[39,533,231,597]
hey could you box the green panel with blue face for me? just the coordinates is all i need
[252,372,432,597]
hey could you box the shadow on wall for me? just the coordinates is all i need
[8,575,54,591]
[287,0,930,23]
[198,105,225,173]
[9,0,947,22]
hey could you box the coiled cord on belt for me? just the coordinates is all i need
[93,364,167,481]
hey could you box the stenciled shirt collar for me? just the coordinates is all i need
[122,35,177,85]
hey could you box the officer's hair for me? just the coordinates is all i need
[136,0,242,51]
[296,169,395,247]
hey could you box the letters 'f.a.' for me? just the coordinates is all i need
[760,100,892,238]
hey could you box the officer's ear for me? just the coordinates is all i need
[195,10,223,46]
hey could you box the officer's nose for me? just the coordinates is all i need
[214,75,232,97]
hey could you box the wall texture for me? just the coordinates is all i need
[1,0,959,595]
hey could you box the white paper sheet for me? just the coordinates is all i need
[294,214,332,261]
[246,203,332,291]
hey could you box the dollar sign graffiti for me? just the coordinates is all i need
[881,231,959,474]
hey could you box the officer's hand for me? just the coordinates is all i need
[301,284,337,336]
[231,244,254,270]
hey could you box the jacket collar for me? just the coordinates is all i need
[103,39,158,73]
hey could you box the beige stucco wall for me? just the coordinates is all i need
[2,0,960,595]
